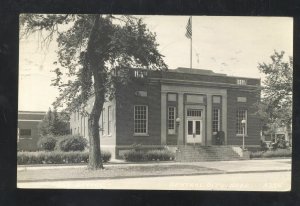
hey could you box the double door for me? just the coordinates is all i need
[186,118,202,144]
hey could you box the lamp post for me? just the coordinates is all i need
[176,117,181,150]
[241,119,246,150]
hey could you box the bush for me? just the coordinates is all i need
[123,150,145,162]
[123,149,175,162]
[260,140,269,151]
[250,148,291,159]
[17,150,111,165]
[55,135,87,152]
[38,136,57,151]
[101,150,112,163]
[146,149,175,161]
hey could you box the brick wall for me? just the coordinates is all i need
[115,80,161,146]
[227,88,261,146]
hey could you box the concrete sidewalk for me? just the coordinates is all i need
[17,158,291,174]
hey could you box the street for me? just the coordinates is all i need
[18,171,290,191]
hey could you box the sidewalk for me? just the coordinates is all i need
[17,158,291,173]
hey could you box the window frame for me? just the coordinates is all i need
[212,108,220,134]
[236,109,248,136]
[101,108,105,136]
[134,105,148,135]
[19,129,32,139]
[168,106,176,134]
[107,106,112,136]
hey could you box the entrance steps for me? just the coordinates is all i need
[175,145,249,162]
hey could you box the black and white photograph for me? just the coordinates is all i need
[17,14,292,191]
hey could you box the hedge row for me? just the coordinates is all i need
[250,149,292,159]
[123,149,175,162]
[17,151,111,165]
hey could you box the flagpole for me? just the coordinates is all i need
[190,16,192,69]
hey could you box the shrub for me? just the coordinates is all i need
[101,150,112,163]
[37,136,57,151]
[250,148,291,159]
[146,149,175,161]
[260,140,269,151]
[17,150,111,165]
[123,150,145,162]
[55,135,87,152]
[123,149,175,162]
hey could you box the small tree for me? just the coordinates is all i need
[39,108,70,136]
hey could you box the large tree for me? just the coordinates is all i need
[257,50,292,139]
[20,14,167,169]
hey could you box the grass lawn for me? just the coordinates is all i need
[18,164,222,182]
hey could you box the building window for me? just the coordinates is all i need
[213,96,221,104]
[236,109,247,135]
[19,129,31,139]
[212,108,220,133]
[237,79,247,85]
[134,105,148,135]
[108,106,112,135]
[101,108,105,135]
[187,109,202,117]
[83,117,85,137]
[168,107,176,134]
[134,70,147,78]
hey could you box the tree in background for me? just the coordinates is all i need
[39,108,70,136]
[257,51,292,143]
[20,14,167,169]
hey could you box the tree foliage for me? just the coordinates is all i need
[38,108,70,136]
[257,50,292,134]
[20,14,167,169]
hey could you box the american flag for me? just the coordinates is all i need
[185,17,192,39]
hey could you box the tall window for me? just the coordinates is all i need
[101,108,105,135]
[168,106,176,134]
[108,106,112,135]
[236,109,247,135]
[212,108,220,133]
[134,105,148,135]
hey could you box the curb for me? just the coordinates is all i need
[17,169,291,183]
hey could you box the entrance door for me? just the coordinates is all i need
[186,120,202,143]
[186,109,203,144]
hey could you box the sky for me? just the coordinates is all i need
[19,15,293,112]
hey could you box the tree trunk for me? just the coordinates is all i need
[86,15,105,170]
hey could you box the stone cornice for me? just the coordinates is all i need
[149,78,260,91]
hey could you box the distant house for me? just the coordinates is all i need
[70,67,261,159]
[18,111,46,151]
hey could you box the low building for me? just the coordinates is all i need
[70,67,261,159]
[18,111,46,151]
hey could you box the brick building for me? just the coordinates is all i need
[18,111,46,151]
[70,67,261,159]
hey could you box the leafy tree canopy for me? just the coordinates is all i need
[257,50,292,132]
[39,108,70,136]
[20,14,167,113]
